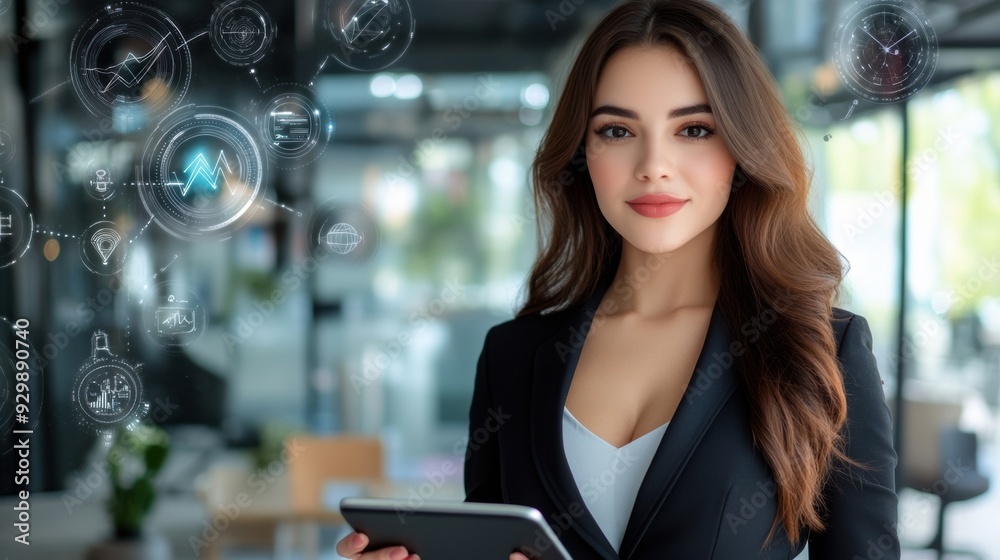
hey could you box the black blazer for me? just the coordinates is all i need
[463,270,900,559]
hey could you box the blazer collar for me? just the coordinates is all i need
[529,260,738,560]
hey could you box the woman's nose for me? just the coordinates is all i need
[634,137,676,182]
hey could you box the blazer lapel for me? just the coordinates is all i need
[617,301,738,560]
[530,267,622,559]
[528,257,741,560]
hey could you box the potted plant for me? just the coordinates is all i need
[87,423,172,560]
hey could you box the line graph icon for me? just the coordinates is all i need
[69,3,192,120]
[168,151,238,197]
[85,35,169,94]
[323,0,414,71]
[139,105,265,240]
[142,283,207,350]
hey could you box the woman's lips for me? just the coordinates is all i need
[626,194,688,217]
[627,200,687,217]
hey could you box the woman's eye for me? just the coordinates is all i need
[595,125,631,140]
[681,125,714,139]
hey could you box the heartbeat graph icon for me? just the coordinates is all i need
[86,35,170,93]
[167,151,238,197]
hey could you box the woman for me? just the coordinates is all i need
[338,0,899,558]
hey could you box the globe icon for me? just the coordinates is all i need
[324,222,362,254]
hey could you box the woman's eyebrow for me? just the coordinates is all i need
[589,103,713,120]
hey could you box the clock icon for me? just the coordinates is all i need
[834,0,938,103]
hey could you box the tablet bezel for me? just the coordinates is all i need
[339,497,574,560]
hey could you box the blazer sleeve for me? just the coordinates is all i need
[463,327,504,503]
[808,314,900,559]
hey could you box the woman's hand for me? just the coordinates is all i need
[335,532,420,560]
[336,531,530,560]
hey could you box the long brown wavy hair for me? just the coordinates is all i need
[518,0,853,546]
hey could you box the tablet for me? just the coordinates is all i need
[340,497,574,560]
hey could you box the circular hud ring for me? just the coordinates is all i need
[210,0,276,66]
[72,356,146,429]
[0,187,34,269]
[255,83,334,168]
[307,198,380,263]
[0,128,15,167]
[139,105,266,241]
[834,0,938,103]
[80,220,129,275]
[323,0,415,71]
[69,2,193,120]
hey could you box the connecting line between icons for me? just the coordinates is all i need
[137,254,178,305]
[34,225,77,239]
[310,55,330,87]
[30,79,71,105]
[177,30,208,50]
[263,197,302,217]
[129,216,156,244]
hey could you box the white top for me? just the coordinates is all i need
[561,406,669,553]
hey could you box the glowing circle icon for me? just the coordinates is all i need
[0,187,33,269]
[85,160,119,201]
[141,282,207,351]
[325,223,362,254]
[69,2,192,120]
[0,127,15,167]
[210,0,276,66]
[139,105,267,241]
[834,0,938,103]
[323,0,415,71]
[254,83,334,168]
[80,221,128,275]
[72,331,148,433]
[308,198,379,263]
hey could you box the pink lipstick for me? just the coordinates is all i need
[626,193,688,218]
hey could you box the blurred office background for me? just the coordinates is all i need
[0,0,997,558]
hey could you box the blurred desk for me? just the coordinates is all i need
[195,464,463,560]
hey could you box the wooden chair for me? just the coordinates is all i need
[276,435,385,560]
[895,392,991,558]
